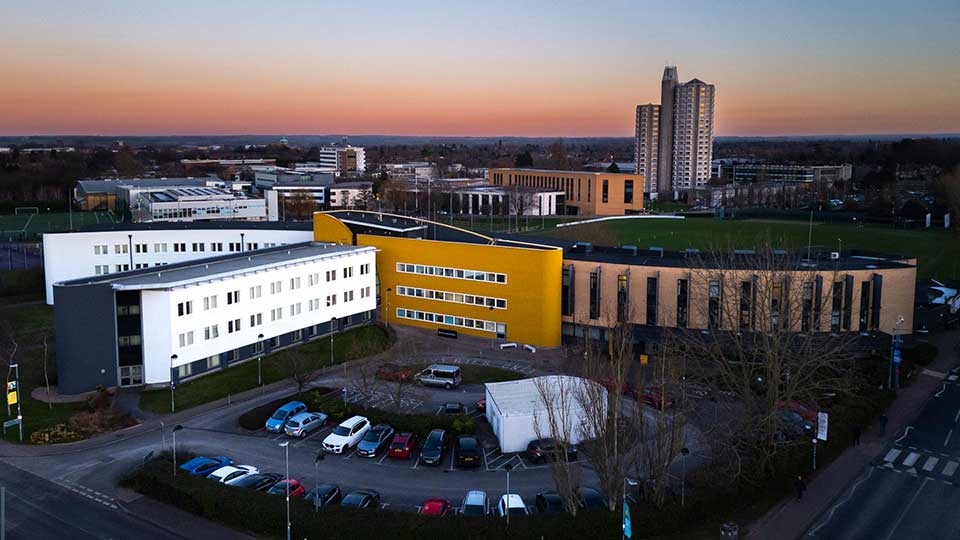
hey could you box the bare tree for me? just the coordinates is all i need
[936,166,960,237]
[283,352,321,397]
[532,375,584,514]
[283,192,318,220]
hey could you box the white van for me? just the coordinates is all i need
[415,364,462,389]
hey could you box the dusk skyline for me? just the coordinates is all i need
[2,0,958,137]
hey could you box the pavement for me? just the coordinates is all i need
[747,328,960,540]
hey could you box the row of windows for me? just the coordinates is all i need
[396,308,498,333]
[94,241,280,256]
[396,285,507,309]
[396,263,507,284]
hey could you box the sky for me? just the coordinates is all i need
[1,0,958,137]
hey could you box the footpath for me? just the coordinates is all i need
[746,329,960,540]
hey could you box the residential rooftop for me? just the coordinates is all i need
[46,220,313,234]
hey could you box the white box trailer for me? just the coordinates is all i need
[485,376,605,453]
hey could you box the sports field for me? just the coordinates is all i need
[529,217,959,280]
[0,211,117,240]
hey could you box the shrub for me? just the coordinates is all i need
[902,343,938,366]
[29,423,83,444]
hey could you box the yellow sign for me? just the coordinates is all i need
[640,354,649,365]
[7,391,17,406]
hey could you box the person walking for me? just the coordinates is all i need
[879,414,888,436]
[794,476,806,501]
[852,425,861,446]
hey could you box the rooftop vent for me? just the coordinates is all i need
[622,245,638,256]
[649,246,664,256]
[734,249,755,255]
[773,249,788,255]
[571,242,593,253]
[830,252,840,260]
[685,248,700,254]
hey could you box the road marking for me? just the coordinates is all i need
[412,457,420,469]
[896,427,913,443]
[378,452,390,465]
[343,448,358,460]
[902,452,921,467]
[882,478,928,540]
[942,461,958,477]
[883,448,902,463]
[955,408,960,424]
[809,467,875,537]
[922,456,939,472]
[945,429,954,448]
[293,430,324,447]
[949,375,959,382]
[936,384,947,398]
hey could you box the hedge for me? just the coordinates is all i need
[902,343,938,366]
[239,387,476,437]
[123,455,623,540]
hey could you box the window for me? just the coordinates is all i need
[117,335,142,346]
[325,270,337,282]
[589,270,601,320]
[229,242,241,252]
[211,242,223,252]
[289,303,301,316]
[617,273,629,322]
[247,242,259,251]
[360,263,370,275]
[228,319,240,333]
[624,180,634,204]
[708,280,722,329]
[271,308,283,321]
[204,325,219,340]
[206,355,221,371]
[270,281,282,294]
[831,281,843,333]
[739,280,754,330]
[269,337,279,348]
[135,243,148,253]
[250,313,263,327]
[646,277,658,325]
[249,285,262,299]
[343,290,354,303]
[94,265,109,275]
[177,363,193,379]
[115,264,129,272]
[842,275,853,330]
[292,329,302,341]
[94,245,107,255]
[396,262,507,284]
[870,274,883,331]
[178,331,194,348]
[289,277,301,290]
[858,280,871,332]
[676,279,689,328]
[177,301,193,317]
[561,266,575,317]
[326,295,337,307]
[308,273,319,286]
[116,304,141,316]
[395,308,498,333]
[602,180,609,203]
[173,243,186,252]
[253,341,264,353]
[203,295,217,311]
[308,298,320,311]
[343,267,353,279]
[771,281,784,330]
[802,282,814,332]
[114,244,128,254]
[227,290,239,305]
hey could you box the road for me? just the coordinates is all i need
[806,365,960,539]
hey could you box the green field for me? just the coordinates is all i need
[0,211,118,240]
[530,217,959,279]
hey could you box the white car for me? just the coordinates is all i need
[208,465,259,485]
[322,415,370,454]
[496,494,529,518]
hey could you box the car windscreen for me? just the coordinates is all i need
[434,371,456,379]
[362,430,381,442]
[286,421,300,428]
[271,410,288,420]
[459,438,478,451]
[508,507,527,516]
[462,504,485,516]
[333,426,351,436]
[424,433,441,449]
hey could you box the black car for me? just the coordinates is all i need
[534,491,566,513]
[356,424,396,457]
[524,438,578,464]
[576,487,607,510]
[442,402,466,415]
[341,489,381,509]
[419,429,449,466]
[228,472,283,492]
[455,435,482,468]
[305,483,341,509]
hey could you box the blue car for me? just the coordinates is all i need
[179,456,233,476]
[265,401,307,433]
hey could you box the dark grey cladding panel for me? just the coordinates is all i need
[53,283,117,394]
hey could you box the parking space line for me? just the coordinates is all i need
[293,429,326,447]
[922,456,939,472]
[902,452,921,467]
[412,457,420,469]
[942,461,958,477]
[378,452,390,465]
[343,448,358,460]
[883,448,902,463]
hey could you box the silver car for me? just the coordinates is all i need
[283,412,328,438]
[461,490,489,516]
[415,364,462,389]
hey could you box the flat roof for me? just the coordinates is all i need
[490,167,638,176]
[486,376,599,417]
[77,178,209,194]
[56,242,373,290]
[45,220,313,234]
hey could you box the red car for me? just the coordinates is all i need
[598,377,632,395]
[267,479,305,497]
[475,398,486,413]
[376,363,413,382]
[636,386,675,410]
[776,400,817,422]
[419,498,452,516]
[388,432,419,460]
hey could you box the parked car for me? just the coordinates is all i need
[416,364,462,389]
[419,498,452,516]
[535,491,565,513]
[341,489,380,509]
[598,377,632,395]
[776,409,814,439]
[523,438,578,464]
[460,490,489,516]
[268,479,306,497]
[420,429,449,465]
[208,465,259,485]
[776,400,818,422]
[575,487,607,510]
[474,398,486,413]
[283,412,328,438]
[322,415,371,454]
[179,456,232,477]
[455,435,482,468]
[357,424,396,457]
[496,494,529,517]
[265,401,307,433]
[442,402,466,415]
[376,363,413,382]
[228,472,283,492]
[305,483,341,509]
[636,386,675,410]
[388,432,419,460]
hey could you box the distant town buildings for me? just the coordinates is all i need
[316,145,366,176]
[711,161,853,185]
[327,182,375,209]
[489,168,643,216]
[386,179,564,216]
[75,177,229,212]
[131,187,270,223]
[636,66,716,199]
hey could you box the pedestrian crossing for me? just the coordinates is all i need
[880,445,960,484]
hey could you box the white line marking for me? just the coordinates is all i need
[945,429,954,448]
[882,478,928,540]
[949,375,959,382]
[936,384,946,397]
[378,452,389,465]
[902,452,921,467]
[955,408,960,424]
[942,461,958,477]
[884,448,902,463]
[922,456,939,472]
[809,467,875,536]
[896,427,914,443]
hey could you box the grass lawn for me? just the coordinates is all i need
[532,217,960,279]
[408,363,528,385]
[1,388,78,443]
[139,325,392,414]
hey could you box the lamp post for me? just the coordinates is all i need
[384,288,392,328]
[889,315,904,389]
[504,462,513,527]
[623,476,638,540]
[680,447,690,507]
[314,451,324,512]
[329,317,336,368]
[280,441,291,540]
[172,424,183,476]
[257,333,264,387]
[169,354,178,413]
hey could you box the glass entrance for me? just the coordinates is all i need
[119,365,143,386]
[496,323,506,340]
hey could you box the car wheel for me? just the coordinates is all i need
[444,383,452,390]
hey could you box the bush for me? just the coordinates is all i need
[124,455,622,540]
[902,343,938,366]
[29,423,83,444]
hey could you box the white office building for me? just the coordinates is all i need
[52,242,377,394]
[42,223,315,304]
[131,187,269,223]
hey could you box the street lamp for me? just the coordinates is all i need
[384,288,392,328]
[503,462,513,527]
[329,317,336,368]
[169,354,178,413]
[623,476,638,540]
[257,333,265,387]
[280,441,291,540]
[314,451,324,512]
[889,315,905,389]
[680,447,690,507]
[172,424,183,476]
